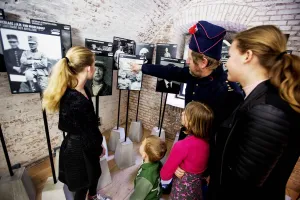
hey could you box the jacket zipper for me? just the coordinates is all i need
[219,120,238,185]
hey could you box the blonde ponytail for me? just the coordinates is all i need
[42,46,95,112]
[270,53,300,113]
[234,25,300,113]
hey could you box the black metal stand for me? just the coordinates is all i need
[125,90,130,142]
[40,94,57,184]
[158,92,164,127]
[136,91,141,121]
[96,96,100,126]
[159,93,168,137]
[117,90,121,130]
[0,124,14,176]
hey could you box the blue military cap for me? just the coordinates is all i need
[189,21,226,61]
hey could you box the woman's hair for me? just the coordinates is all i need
[234,25,300,113]
[42,46,95,112]
[184,101,214,139]
[191,51,221,70]
[144,135,167,162]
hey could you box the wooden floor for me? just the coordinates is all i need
[27,128,172,200]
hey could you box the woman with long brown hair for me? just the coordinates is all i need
[210,25,300,200]
[43,46,110,200]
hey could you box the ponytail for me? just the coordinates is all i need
[234,25,300,113]
[42,46,95,112]
[270,53,300,113]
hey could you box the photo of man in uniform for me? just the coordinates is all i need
[3,34,24,92]
[19,35,48,92]
[86,60,112,96]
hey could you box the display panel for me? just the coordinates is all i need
[135,43,154,64]
[117,54,145,90]
[0,20,62,94]
[155,43,177,64]
[156,57,185,94]
[85,52,113,96]
[112,37,135,70]
[85,38,113,53]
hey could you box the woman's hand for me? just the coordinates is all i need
[175,167,185,179]
[100,144,106,158]
[205,176,210,185]
[130,63,142,73]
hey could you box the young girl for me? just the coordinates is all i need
[160,101,213,200]
[130,135,167,200]
[42,46,110,200]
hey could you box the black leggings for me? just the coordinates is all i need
[74,182,98,200]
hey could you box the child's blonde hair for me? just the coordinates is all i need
[144,135,167,162]
[184,101,214,139]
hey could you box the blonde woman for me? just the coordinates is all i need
[43,46,110,200]
[210,25,300,200]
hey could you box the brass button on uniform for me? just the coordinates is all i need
[196,84,198,86]
[193,92,195,95]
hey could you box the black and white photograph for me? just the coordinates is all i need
[117,54,145,90]
[85,39,113,54]
[156,57,185,94]
[85,52,113,96]
[135,43,154,64]
[155,43,177,64]
[0,9,4,20]
[0,20,62,94]
[112,36,135,70]
[30,19,72,56]
[221,40,231,71]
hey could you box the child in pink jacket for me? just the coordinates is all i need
[160,101,213,200]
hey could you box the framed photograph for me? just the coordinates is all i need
[135,43,154,64]
[155,43,177,64]
[85,38,113,54]
[0,20,62,94]
[117,54,145,90]
[85,52,113,96]
[0,9,4,20]
[112,36,135,70]
[156,57,185,94]
[30,19,72,56]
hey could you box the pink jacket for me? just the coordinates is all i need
[160,135,209,180]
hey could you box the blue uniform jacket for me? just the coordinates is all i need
[142,64,244,125]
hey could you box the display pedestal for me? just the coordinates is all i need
[97,158,112,190]
[108,127,125,152]
[114,138,135,169]
[102,135,109,159]
[0,167,36,200]
[151,127,165,141]
[42,177,73,200]
[128,121,143,143]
